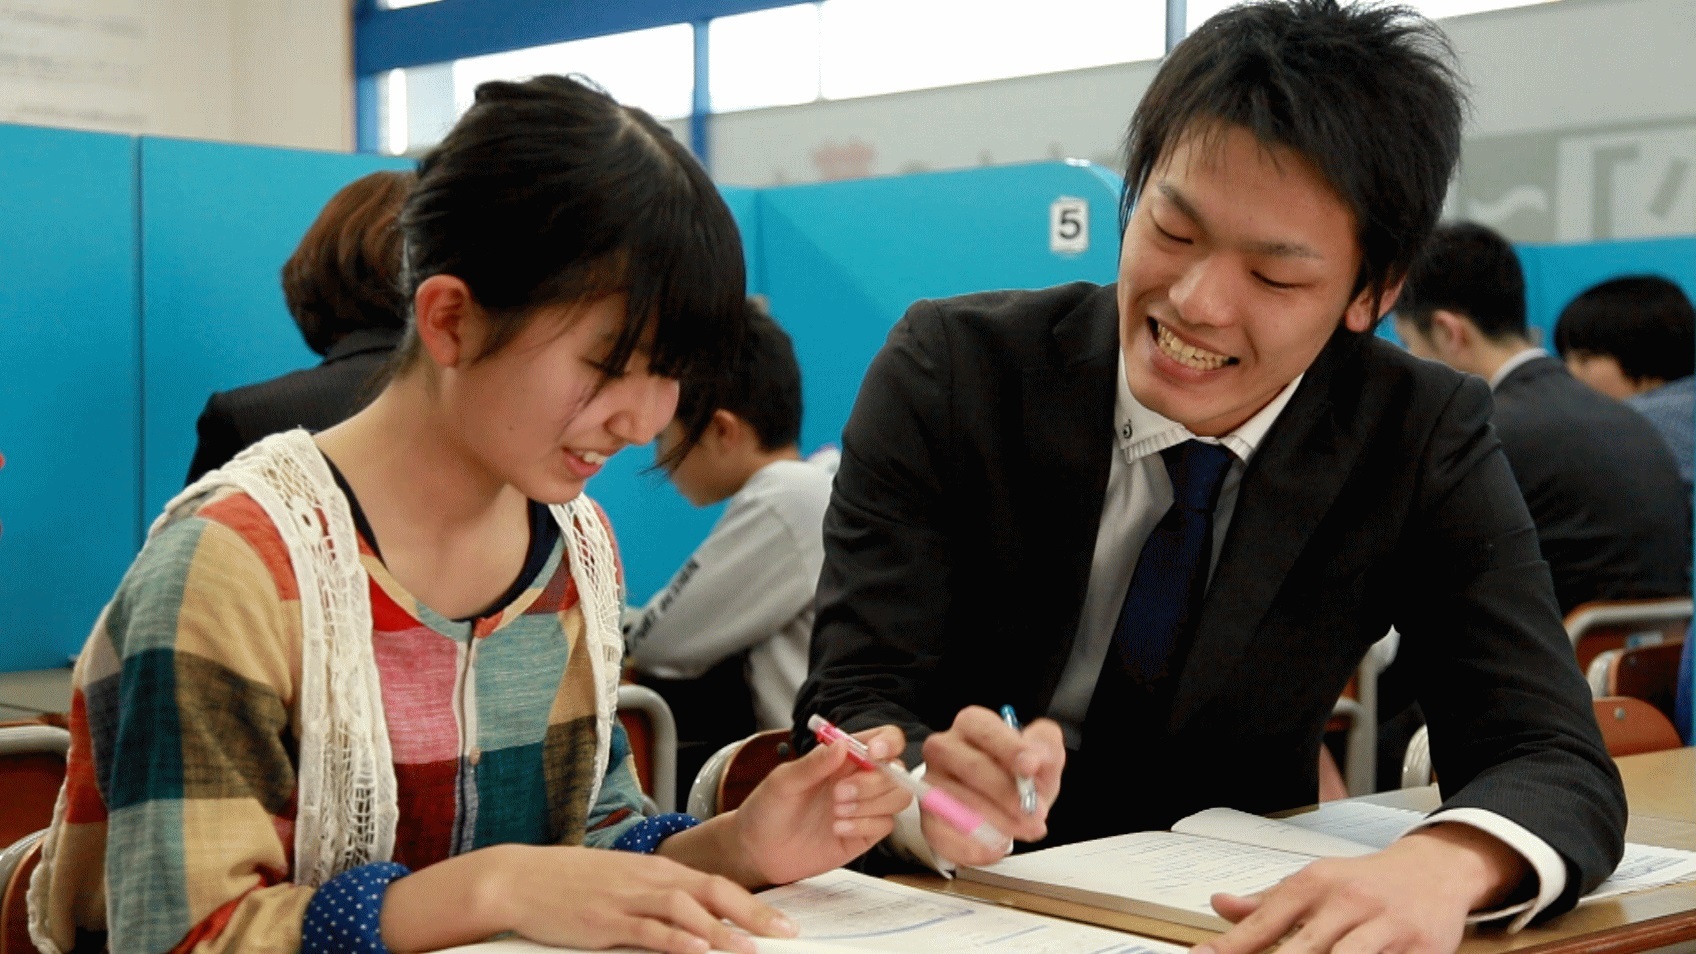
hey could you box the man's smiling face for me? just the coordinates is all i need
[1118,122,1389,437]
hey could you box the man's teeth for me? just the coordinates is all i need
[1155,323,1231,371]
[579,451,607,465]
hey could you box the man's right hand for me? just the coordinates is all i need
[919,705,1067,866]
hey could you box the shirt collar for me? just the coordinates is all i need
[1114,349,1303,465]
[1489,347,1548,391]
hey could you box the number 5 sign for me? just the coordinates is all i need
[1050,196,1089,255]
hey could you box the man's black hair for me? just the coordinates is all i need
[1122,0,1466,315]
[1395,221,1527,342]
[675,299,803,453]
[1554,276,1696,383]
[397,74,746,461]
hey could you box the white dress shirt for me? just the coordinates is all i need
[891,355,1566,929]
[1489,347,1549,391]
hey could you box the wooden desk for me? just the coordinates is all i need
[901,748,1696,954]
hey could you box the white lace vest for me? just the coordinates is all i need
[31,430,625,950]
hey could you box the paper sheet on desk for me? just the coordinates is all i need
[442,869,1188,953]
[1280,801,1696,901]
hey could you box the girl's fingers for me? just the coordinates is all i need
[626,916,710,954]
[695,873,795,938]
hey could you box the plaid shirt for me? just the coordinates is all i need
[36,488,650,954]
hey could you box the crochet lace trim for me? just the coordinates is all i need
[31,431,623,951]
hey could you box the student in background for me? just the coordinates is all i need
[33,76,908,954]
[626,301,839,802]
[1554,275,1696,498]
[185,169,414,484]
[1394,223,1690,615]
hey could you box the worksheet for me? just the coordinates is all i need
[444,869,1188,954]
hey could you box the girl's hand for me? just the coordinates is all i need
[381,843,796,954]
[498,844,794,954]
[730,725,912,885]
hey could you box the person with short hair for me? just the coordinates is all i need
[797,3,1626,952]
[185,169,415,484]
[625,301,839,801]
[1554,275,1696,496]
[34,75,909,954]
[1394,223,1690,614]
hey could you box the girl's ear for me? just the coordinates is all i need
[414,275,480,369]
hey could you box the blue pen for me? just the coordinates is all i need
[999,704,1039,815]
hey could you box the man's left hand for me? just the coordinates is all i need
[1199,823,1530,954]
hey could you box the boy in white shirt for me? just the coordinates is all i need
[625,302,838,800]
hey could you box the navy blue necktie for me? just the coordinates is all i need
[1110,439,1237,685]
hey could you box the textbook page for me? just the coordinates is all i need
[960,830,1319,930]
[1172,807,1377,857]
[442,869,1189,953]
[1280,801,1696,901]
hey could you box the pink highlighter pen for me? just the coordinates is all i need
[807,714,1010,852]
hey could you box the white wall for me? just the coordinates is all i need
[0,0,352,151]
[708,0,1696,243]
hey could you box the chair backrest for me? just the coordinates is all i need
[0,724,70,850]
[615,684,678,815]
[0,831,45,954]
[1592,696,1684,757]
[1611,642,1686,720]
[1566,598,1693,673]
[1400,724,1433,789]
[685,730,797,819]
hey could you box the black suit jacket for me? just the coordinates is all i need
[797,283,1625,914]
[1491,356,1690,614]
[185,328,401,484]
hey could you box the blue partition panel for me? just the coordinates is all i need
[589,186,762,603]
[140,138,411,519]
[1518,236,1696,347]
[0,125,141,671]
[760,161,1123,457]
[595,163,1124,603]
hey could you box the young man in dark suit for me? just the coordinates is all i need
[1393,222,1690,614]
[795,2,1627,953]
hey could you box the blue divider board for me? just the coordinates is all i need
[140,138,412,520]
[588,186,762,604]
[0,125,140,671]
[1518,236,1696,347]
[759,161,1123,456]
[594,163,1123,604]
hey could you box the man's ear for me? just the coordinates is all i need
[706,408,744,449]
[1345,276,1407,334]
[1429,309,1472,353]
[413,274,479,369]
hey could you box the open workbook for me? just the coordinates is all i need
[959,800,1696,932]
[442,868,1189,954]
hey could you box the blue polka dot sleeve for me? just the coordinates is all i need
[611,812,701,854]
[300,861,412,954]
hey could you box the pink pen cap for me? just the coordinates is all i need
[806,715,1010,852]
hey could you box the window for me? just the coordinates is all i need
[452,24,696,121]
[820,0,1165,101]
[710,4,823,113]
[1190,0,1556,32]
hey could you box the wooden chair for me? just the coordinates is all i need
[686,730,797,819]
[1565,597,1692,673]
[1402,694,1684,787]
[1591,696,1683,757]
[0,830,45,954]
[1586,641,1685,721]
[0,723,69,850]
[615,684,677,814]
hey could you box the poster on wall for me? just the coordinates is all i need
[0,0,147,134]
